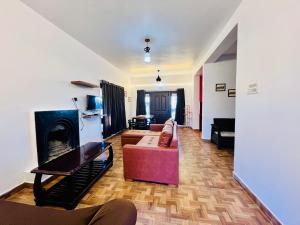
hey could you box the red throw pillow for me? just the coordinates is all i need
[164,118,174,127]
[158,124,173,147]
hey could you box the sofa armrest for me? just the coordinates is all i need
[150,124,164,131]
[123,144,177,153]
[123,144,179,185]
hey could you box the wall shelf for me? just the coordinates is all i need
[71,81,99,88]
[81,114,100,119]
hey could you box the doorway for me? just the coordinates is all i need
[201,25,237,140]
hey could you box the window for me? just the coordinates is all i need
[99,88,104,116]
[145,93,150,116]
[171,93,177,119]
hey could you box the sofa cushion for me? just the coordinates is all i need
[136,136,160,147]
[164,118,174,126]
[122,130,161,138]
[158,124,173,147]
[214,131,235,137]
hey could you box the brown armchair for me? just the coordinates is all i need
[0,199,137,225]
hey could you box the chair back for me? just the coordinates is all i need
[213,118,235,131]
[135,117,148,130]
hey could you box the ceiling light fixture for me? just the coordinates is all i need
[144,38,151,63]
[156,69,162,83]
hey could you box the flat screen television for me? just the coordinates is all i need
[86,95,101,111]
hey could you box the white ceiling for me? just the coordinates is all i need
[21,0,241,75]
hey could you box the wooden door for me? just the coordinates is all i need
[150,91,171,124]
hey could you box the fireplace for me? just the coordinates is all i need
[35,110,79,165]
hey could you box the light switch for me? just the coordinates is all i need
[247,83,258,95]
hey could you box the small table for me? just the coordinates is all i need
[31,142,113,209]
[129,115,155,129]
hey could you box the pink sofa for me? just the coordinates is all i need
[121,129,161,146]
[123,122,179,185]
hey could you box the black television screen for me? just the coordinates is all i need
[87,95,101,111]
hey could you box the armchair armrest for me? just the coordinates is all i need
[150,124,164,132]
[211,124,221,142]
[211,124,220,131]
[211,124,221,135]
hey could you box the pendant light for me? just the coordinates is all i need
[156,69,162,83]
[144,38,151,63]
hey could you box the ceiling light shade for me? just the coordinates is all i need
[156,75,161,82]
[144,51,151,63]
[156,69,162,83]
[144,38,151,63]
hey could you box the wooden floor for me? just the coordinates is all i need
[6,128,272,225]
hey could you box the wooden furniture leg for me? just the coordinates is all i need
[33,174,46,206]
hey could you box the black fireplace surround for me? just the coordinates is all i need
[35,110,79,165]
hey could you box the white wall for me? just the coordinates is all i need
[192,75,200,130]
[193,1,300,224]
[202,60,236,139]
[129,73,193,126]
[0,0,129,195]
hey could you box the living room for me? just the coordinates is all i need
[1,1,299,225]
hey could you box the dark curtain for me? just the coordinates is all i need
[175,88,185,125]
[136,90,146,115]
[101,80,126,138]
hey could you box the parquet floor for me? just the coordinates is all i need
[6,128,272,225]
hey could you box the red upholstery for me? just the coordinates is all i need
[149,124,164,132]
[123,122,179,185]
[123,145,179,185]
[158,124,173,147]
[136,136,160,147]
[170,124,178,148]
[121,130,161,146]
[164,119,174,127]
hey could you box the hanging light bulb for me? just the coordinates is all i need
[144,38,151,63]
[144,51,151,63]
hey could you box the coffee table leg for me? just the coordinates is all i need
[33,173,46,205]
[107,145,113,164]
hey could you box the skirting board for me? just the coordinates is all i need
[0,183,31,200]
[104,129,124,141]
[0,175,57,200]
[233,173,282,225]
